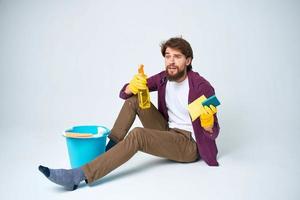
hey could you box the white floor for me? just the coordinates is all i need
[1,124,299,200]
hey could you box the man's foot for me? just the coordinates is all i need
[38,165,86,191]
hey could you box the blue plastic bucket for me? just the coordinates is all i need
[63,125,110,168]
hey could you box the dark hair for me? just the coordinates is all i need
[160,37,193,71]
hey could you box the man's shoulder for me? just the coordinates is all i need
[188,70,212,87]
[188,70,216,97]
[146,70,167,88]
[156,70,167,77]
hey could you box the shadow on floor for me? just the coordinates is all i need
[89,158,179,187]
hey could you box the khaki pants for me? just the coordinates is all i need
[82,96,199,184]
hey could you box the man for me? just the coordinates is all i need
[39,37,220,191]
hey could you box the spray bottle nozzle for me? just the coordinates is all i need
[138,64,144,75]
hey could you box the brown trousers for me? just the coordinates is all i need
[82,96,199,184]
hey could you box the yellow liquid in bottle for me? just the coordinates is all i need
[138,88,150,109]
[137,64,150,109]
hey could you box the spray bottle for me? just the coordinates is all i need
[138,64,151,109]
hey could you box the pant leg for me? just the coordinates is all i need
[82,127,198,183]
[108,95,168,143]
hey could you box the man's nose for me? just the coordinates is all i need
[169,56,175,63]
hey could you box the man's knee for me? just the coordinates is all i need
[124,96,138,107]
[126,127,145,147]
[128,127,143,138]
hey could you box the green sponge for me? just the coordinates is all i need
[202,95,220,107]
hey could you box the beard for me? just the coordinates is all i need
[165,65,186,81]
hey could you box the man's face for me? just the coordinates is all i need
[164,47,191,82]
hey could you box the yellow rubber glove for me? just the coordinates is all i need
[200,105,217,129]
[128,74,147,95]
[188,95,207,121]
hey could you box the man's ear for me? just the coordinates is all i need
[186,57,192,66]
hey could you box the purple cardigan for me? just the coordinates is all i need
[119,70,220,166]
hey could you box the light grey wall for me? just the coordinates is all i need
[1,1,300,199]
[1,0,299,146]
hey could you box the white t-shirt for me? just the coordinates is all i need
[165,77,195,140]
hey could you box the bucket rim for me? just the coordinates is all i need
[63,125,110,139]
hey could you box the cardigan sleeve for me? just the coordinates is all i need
[119,83,133,99]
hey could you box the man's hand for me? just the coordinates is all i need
[200,105,217,133]
[128,74,147,95]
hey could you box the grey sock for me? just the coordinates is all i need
[38,165,86,191]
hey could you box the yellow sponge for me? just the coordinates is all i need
[188,95,207,121]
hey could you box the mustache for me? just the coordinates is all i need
[167,64,178,68]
